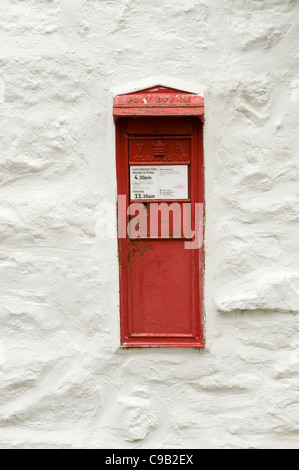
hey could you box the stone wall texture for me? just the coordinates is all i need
[0,0,298,449]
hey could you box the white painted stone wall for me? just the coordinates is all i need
[0,0,298,449]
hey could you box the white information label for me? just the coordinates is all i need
[130,165,188,200]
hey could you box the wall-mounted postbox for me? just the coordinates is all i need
[113,86,205,348]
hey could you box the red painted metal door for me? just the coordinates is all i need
[115,91,204,348]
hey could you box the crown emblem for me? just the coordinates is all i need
[153,140,167,157]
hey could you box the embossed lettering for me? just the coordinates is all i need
[118,94,200,107]
[136,142,144,154]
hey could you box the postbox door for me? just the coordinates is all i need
[116,116,204,348]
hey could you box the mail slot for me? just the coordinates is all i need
[114,87,205,347]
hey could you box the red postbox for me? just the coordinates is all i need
[113,86,205,348]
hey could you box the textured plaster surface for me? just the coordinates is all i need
[0,0,299,449]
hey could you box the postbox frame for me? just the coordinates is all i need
[114,86,205,348]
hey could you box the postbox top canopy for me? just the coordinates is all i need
[113,86,204,120]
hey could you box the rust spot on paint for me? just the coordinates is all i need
[132,241,152,257]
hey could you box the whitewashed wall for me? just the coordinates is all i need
[0,0,298,449]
